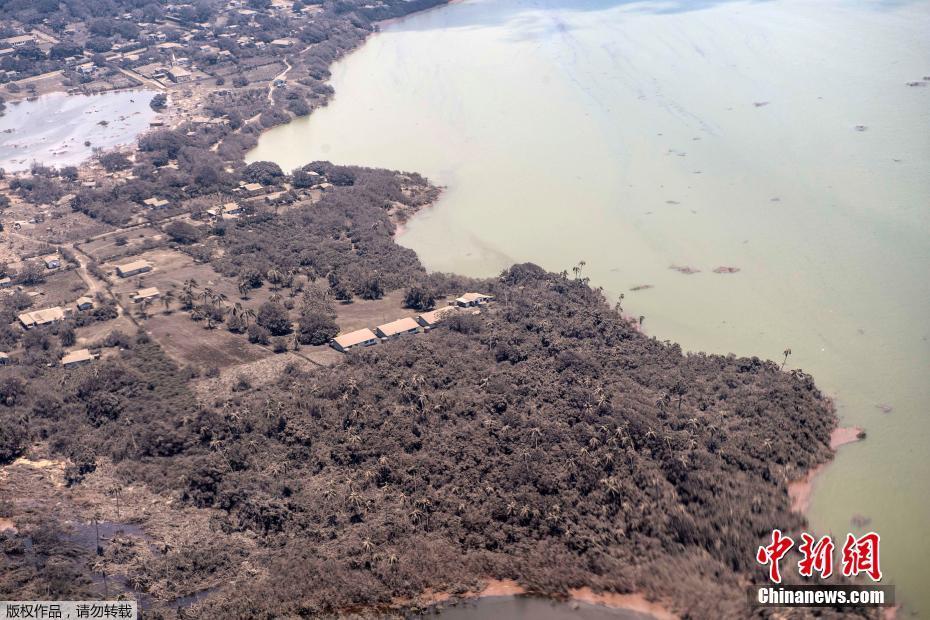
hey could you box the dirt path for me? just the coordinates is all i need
[70,245,102,298]
[267,58,293,103]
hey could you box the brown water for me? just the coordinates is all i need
[249,0,930,615]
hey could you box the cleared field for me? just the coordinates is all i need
[333,289,412,333]
[26,268,87,308]
[145,312,269,369]
[75,314,137,346]
[82,228,166,263]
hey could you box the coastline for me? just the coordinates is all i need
[398,579,678,619]
[787,425,865,514]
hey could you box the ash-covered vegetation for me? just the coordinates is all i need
[212,164,437,293]
[0,261,857,617]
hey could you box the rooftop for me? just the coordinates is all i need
[116,260,151,273]
[18,306,65,326]
[61,349,94,366]
[133,287,160,300]
[333,328,378,349]
[417,306,456,326]
[376,317,420,337]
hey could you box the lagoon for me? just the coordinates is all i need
[248,0,930,615]
[0,90,157,172]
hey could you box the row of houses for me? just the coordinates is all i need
[1,346,96,367]
[17,293,99,329]
[330,293,492,353]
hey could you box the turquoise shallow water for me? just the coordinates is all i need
[249,0,930,614]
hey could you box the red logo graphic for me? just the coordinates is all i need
[798,533,834,578]
[756,529,794,584]
[841,532,882,582]
[758,530,883,583]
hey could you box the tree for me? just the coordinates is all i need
[403,286,435,311]
[670,381,688,412]
[329,167,355,186]
[181,279,198,310]
[297,310,338,345]
[266,268,284,291]
[243,161,283,185]
[150,93,167,111]
[0,420,27,464]
[291,167,317,188]
[165,221,202,244]
[98,152,131,173]
[257,301,290,336]
[357,274,384,300]
[59,325,76,347]
[782,348,792,370]
[247,323,270,345]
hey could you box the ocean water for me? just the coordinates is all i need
[0,90,156,172]
[248,0,930,615]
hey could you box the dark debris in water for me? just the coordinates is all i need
[851,514,872,528]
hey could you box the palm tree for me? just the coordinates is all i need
[601,476,620,498]
[200,286,214,308]
[267,268,283,291]
[782,348,792,370]
[346,491,364,513]
[181,278,198,310]
[530,427,542,449]
[572,260,586,280]
[237,279,250,299]
[243,307,256,326]
[161,290,175,313]
[670,381,688,412]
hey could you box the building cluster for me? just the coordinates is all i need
[330,293,493,353]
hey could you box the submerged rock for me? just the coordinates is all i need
[670,264,700,275]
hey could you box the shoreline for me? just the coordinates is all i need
[787,425,865,514]
[400,579,678,619]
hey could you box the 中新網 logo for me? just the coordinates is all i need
[756,529,882,583]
